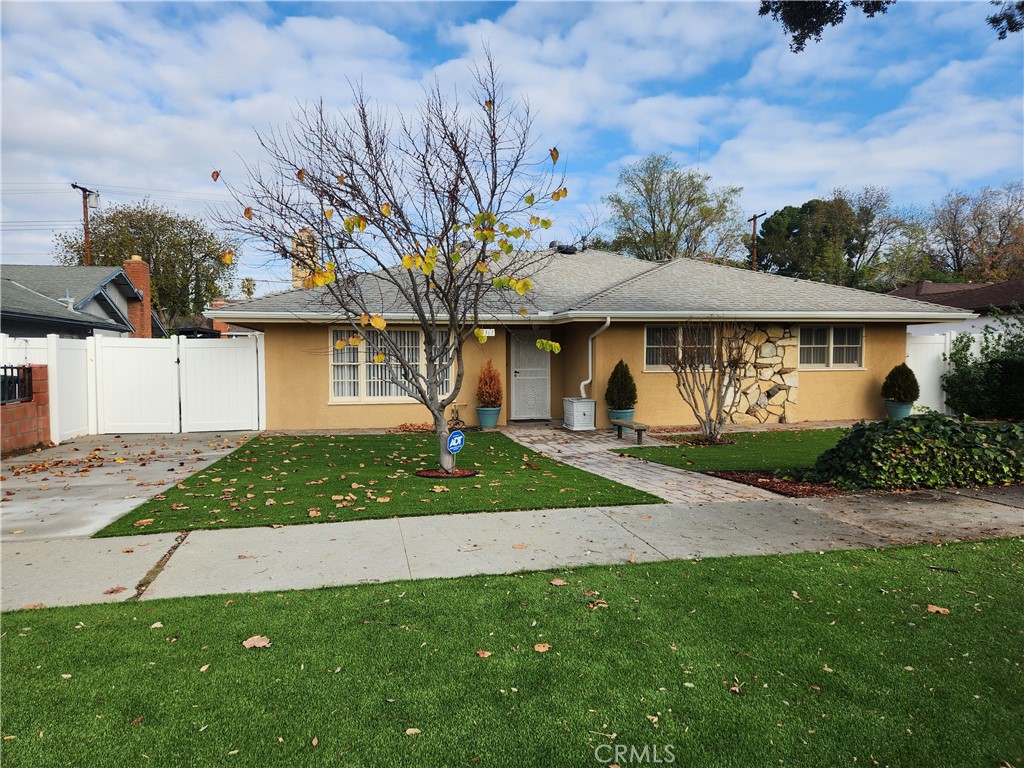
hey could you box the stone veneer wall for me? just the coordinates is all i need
[730,324,798,425]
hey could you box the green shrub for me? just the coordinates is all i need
[605,359,638,410]
[801,413,1024,490]
[942,306,1024,419]
[880,362,920,403]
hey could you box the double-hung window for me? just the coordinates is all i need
[799,326,863,368]
[645,324,714,370]
[330,328,452,402]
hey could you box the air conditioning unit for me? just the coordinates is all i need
[562,397,595,431]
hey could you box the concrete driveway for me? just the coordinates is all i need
[1,432,252,540]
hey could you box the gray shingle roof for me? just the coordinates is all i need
[208,250,973,324]
[0,265,140,307]
[0,277,129,332]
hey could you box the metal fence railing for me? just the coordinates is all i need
[1,365,33,405]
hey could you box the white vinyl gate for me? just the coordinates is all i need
[904,331,982,415]
[1,333,265,441]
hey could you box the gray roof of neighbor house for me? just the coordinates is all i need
[206,249,975,325]
[889,278,1024,313]
[0,264,168,336]
[0,277,131,332]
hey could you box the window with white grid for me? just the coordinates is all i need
[330,328,453,402]
[799,326,863,369]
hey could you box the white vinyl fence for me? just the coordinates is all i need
[1,333,265,443]
[905,331,983,415]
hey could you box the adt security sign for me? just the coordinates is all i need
[446,430,466,454]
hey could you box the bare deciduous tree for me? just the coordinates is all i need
[217,57,565,471]
[668,321,751,441]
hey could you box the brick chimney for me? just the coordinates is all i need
[291,228,318,288]
[209,298,230,337]
[123,255,153,338]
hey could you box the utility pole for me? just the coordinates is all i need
[71,183,99,265]
[747,211,767,271]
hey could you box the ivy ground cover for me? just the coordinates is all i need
[3,538,1021,767]
[95,432,661,537]
[618,429,847,473]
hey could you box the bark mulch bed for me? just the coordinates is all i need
[414,468,480,479]
[706,470,847,498]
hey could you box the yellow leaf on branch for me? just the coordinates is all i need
[475,261,489,273]
[373,352,385,363]
[380,203,392,218]
[243,207,253,221]
[359,313,370,327]
[324,209,333,219]
[402,254,414,269]
[370,315,387,330]
[220,250,233,265]
[296,168,306,182]
[337,174,346,184]
[524,193,535,206]
[549,147,559,165]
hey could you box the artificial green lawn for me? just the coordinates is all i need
[620,428,847,473]
[3,538,1021,767]
[94,432,661,538]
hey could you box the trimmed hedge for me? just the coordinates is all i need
[801,413,1024,491]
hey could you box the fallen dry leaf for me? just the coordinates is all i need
[133,518,155,528]
[512,543,528,550]
[150,622,163,629]
[549,578,568,587]
[405,728,421,736]
[311,737,319,747]
[823,664,834,673]
[307,510,321,518]
[199,664,210,673]
[103,586,127,595]
[269,524,284,529]
[475,650,492,658]
[628,552,637,564]
[533,643,551,653]
[242,635,272,649]
[927,604,951,615]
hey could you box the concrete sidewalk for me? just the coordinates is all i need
[3,488,1021,611]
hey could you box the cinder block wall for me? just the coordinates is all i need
[1,365,50,455]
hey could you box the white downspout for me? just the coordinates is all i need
[579,316,612,398]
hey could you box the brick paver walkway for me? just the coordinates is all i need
[504,423,779,504]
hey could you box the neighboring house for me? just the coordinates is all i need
[206,249,972,430]
[890,279,1024,335]
[0,257,166,339]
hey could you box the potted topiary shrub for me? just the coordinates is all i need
[475,359,503,429]
[605,359,638,423]
[881,362,920,420]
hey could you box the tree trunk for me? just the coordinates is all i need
[433,409,455,473]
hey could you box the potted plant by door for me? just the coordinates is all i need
[475,359,503,429]
[880,362,920,420]
[605,359,638,423]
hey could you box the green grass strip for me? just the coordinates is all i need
[94,432,661,537]
[2,538,1021,766]
[619,428,847,472]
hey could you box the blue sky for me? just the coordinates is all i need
[2,1,1022,295]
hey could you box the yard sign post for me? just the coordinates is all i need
[446,430,465,469]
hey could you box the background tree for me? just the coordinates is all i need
[239,277,258,299]
[928,181,1024,280]
[53,200,236,324]
[757,186,920,288]
[760,1,1021,52]
[603,153,746,262]
[757,197,855,284]
[217,57,564,472]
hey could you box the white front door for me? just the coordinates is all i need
[510,331,551,419]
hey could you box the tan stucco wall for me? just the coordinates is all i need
[262,323,509,430]
[260,320,908,430]
[798,324,907,421]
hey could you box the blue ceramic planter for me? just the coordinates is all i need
[884,400,913,420]
[476,406,501,429]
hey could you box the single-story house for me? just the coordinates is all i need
[0,258,166,339]
[206,249,973,430]
[890,279,1024,335]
